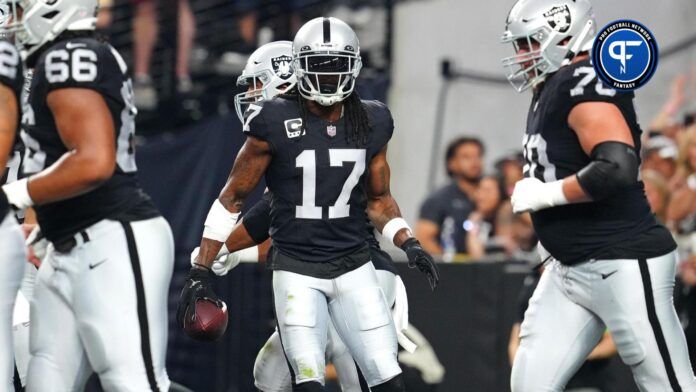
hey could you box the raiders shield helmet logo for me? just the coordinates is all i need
[272,55,293,80]
[544,5,571,33]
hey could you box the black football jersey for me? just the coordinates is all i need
[0,39,24,217]
[22,37,158,242]
[244,96,393,277]
[243,192,398,275]
[524,59,675,265]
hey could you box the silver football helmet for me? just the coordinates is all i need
[292,17,362,106]
[501,0,596,92]
[13,0,98,59]
[234,41,297,123]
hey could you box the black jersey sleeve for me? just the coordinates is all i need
[0,40,23,98]
[363,100,394,152]
[242,192,272,244]
[242,102,273,144]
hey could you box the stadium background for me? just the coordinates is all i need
[89,0,696,390]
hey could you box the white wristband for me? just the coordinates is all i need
[2,178,33,210]
[382,217,411,246]
[546,179,568,207]
[237,245,259,262]
[202,199,240,242]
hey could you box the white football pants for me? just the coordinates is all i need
[0,212,25,391]
[255,269,397,391]
[13,262,37,388]
[511,251,696,392]
[26,217,174,392]
[272,262,401,388]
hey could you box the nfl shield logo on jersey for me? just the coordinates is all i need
[327,125,337,137]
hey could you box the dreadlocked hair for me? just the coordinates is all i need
[296,92,373,147]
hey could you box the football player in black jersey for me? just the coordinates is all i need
[179,17,437,391]
[0,19,28,389]
[189,40,415,391]
[2,0,175,390]
[502,0,696,391]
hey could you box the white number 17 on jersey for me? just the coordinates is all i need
[296,149,366,219]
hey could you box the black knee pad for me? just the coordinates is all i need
[371,374,406,392]
[292,381,324,392]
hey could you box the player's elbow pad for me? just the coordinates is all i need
[576,141,639,200]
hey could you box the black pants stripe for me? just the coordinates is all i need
[638,257,682,392]
[13,363,21,392]
[122,222,158,392]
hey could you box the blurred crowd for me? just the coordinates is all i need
[92,0,391,129]
[414,136,535,263]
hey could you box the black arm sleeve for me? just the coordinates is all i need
[242,193,272,244]
[576,141,639,201]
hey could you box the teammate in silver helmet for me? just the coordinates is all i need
[502,0,696,391]
[4,0,175,390]
[233,40,298,123]
[501,0,595,92]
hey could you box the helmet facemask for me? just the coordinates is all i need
[0,0,26,47]
[501,0,596,93]
[501,28,556,92]
[233,41,297,124]
[294,51,361,106]
[234,70,273,123]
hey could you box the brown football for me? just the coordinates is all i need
[183,298,229,342]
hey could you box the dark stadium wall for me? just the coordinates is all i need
[136,113,268,391]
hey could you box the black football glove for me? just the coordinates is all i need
[176,265,224,329]
[401,238,440,290]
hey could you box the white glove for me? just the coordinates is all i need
[511,177,568,213]
[190,244,229,267]
[212,252,241,276]
[191,245,259,276]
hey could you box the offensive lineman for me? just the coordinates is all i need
[502,0,696,390]
[0,18,27,390]
[3,0,175,390]
[200,40,414,391]
[179,17,438,391]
